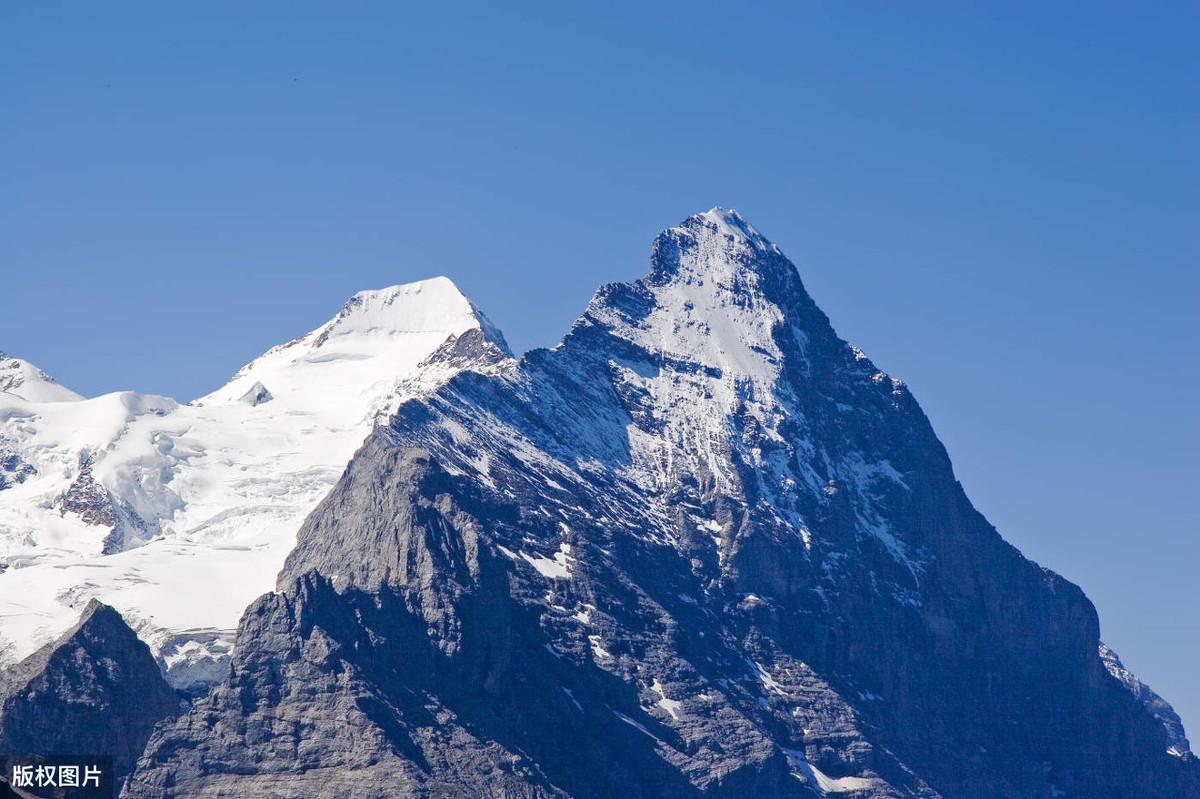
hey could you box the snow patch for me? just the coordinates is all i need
[519,542,573,580]
[651,679,682,720]
[782,749,877,794]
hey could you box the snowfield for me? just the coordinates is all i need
[0,277,508,687]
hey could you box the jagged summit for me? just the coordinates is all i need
[0,351,83,402]
[550,209,855,505]
[600,208,808,373]
[690,206,778,252]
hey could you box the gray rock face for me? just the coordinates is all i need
[1100,642,1192,756]
[126,210,1197,798]
[0,451,35,492]
[54,453,113,528]
[237,381,274,406]
[0,600,179,787]
[54,453,151,554]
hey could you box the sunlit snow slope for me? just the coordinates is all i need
[0,353,84,403]
[0,277,508,688]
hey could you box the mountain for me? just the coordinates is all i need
[0,277,509,691]
[0,600,178,789]
[123,210,1197,798]
[0,353,83,404]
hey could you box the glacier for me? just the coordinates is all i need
[0,276,508,689]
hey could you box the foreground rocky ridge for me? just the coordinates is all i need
[121,209,1198,798]
[0,600,178,788]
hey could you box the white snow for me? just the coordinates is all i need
[0,353,83,403]
[0,277,505,684]
[589,634,612,661]
[573,604,594,624]
[651,679,683,720]
[751,660,788,696]
[520,542,573,580]
[496,542,573,580]
[782,748,877,794]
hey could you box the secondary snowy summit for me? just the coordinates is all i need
[0,276,509,688]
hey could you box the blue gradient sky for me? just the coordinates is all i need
[4,3,1197,732]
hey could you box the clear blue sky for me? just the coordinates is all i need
[3,2,1197,733]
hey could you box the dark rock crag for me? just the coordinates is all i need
[0,600,180,789]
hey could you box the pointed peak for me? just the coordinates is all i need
[0,351,84,402]
[638,206,797,291]
[200,276,509,404]
[66,599,141,645]
[313,276,501,351]
[672,206,779,255]
[567,207,832,387]
[694,206,763,239]
[238,381,274,406]
[344,275,464,308]
[645,207,787,291]
[76,597,118,627]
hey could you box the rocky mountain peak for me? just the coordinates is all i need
[580,208,836,390]
[548,211,867,513]
[680,206,778,255]
[0,599,179,787]
[646,207,788,291]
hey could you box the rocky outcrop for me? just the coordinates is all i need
[0,601,179,788]
[1101,642,1192,756]
[54,454,113,528]
[125,210,1198,798]
[0,452,34,492]
[237,381,273,406]
[55,453,151,554]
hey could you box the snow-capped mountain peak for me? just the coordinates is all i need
[0,351,83,402]
[0,276,509,689]
[201,275,507,407]
[317,276,508,352]
[689,206,778,254]
[560,208,843,510]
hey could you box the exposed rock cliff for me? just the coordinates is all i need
[0,600,179,788]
